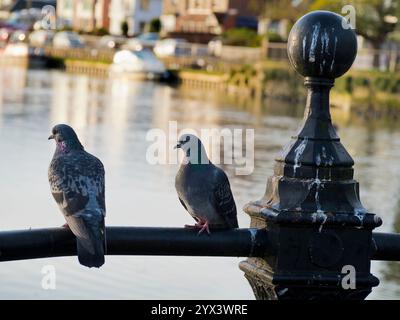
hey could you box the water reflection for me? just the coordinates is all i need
[0,67,399,299]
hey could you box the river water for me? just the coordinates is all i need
[0,67,399,299]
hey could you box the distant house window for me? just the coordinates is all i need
[64,0,72,9]
[139,21,146,32]
[140,0,150,10]
[189,0,201,9]
[82,0,92,10]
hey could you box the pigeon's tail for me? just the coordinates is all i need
[66,212,106,268]
[229,216,239,229]
[77,236,105,268]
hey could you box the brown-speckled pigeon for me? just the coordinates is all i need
[175,134,239,235]
[48,124,106,268]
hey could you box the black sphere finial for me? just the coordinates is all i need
[287,10,357,79]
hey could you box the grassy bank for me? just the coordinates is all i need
[212,60,400,117]
[44,52,400,117]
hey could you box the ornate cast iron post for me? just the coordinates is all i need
[240,11,382,300]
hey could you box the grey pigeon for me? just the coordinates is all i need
[175,134,239,234]
[48,124,106,268]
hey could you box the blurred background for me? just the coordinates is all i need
[0,0,399,300]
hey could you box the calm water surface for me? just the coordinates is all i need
[0,67,399,299]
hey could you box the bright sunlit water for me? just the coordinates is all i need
[0,67,399,299]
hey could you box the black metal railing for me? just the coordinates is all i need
[0,227,399,262]
[0,227,268,261]
[2,10,400,300]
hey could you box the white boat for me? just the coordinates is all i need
[110,48,166,79]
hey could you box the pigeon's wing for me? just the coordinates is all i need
[178,197,188,211]
[212,170,239,229]
[49,152,106,267]
[49,152,106,217]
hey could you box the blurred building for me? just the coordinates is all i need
[258,17,289,41]
[57,0,161,35]
[160,0,262,43]
[56,0,110,32]
[109,0,162,36]
[0,0,55,20]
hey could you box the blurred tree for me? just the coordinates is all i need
[221,28,262,47]
[121,21,129,37]
[311,0,399,68]
[148,18,161,33]
[259,0,312,40]
[261,0,312,25]
[266,30,284,42]
[92,27,109,36]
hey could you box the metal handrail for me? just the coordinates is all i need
[0,227,399,262]
[0,227,270,262]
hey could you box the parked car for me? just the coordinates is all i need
[3,41,44,57]
[98,35,126,49]
[53,31,84,49]
[2,30,31,56]
[208,37,223,56]
[0,28,11,42]
[29,30,54,47]
[8,30,29,44]
[7,8,43,31]
[153,38,190,57]
[126,32,160,50]
[111,48,166,79]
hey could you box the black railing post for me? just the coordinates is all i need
[239,11,382,300]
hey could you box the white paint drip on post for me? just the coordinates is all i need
[320,29,330,74]
[318,214,328,233]
[308,23,321,63]
[314,169,324,214]
[302,36,307,60]
[330,36,338,72]
[293,138,308,174]
[321,29,330,54]
[354,208,366,227]
[321,146,334,165]
[316,153,321,166]
[353,184,366,228]
[308,169,327,232]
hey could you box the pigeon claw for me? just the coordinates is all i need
[197,221,210,236]
[184,221,211,235]
[184,224,198,229]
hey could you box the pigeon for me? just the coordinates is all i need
[174,134,239,234]
[48,124,106,268]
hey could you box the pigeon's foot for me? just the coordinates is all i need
[184,224,200,229]
[197,221,210,236]
[184,221,204,229]
[184,221,211,235]
[62,223,70,229]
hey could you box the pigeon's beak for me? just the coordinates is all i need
[48,134,54,140]
[174,142,181,149]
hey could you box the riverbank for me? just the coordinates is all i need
[176,61,400,118]
[2,52,399,118]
